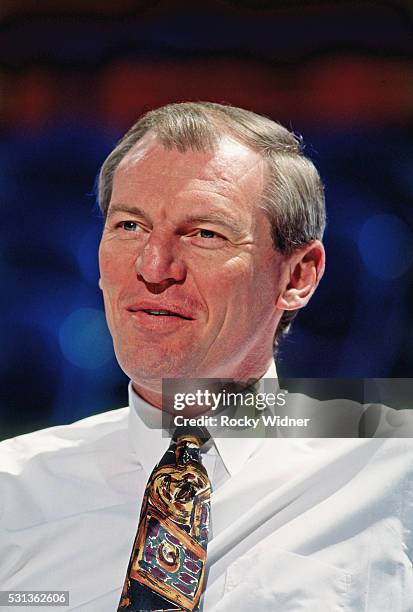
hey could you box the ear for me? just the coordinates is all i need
[276,240,325,311]
[98,277,103,290]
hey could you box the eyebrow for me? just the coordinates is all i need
[106,204,247,239]
[106,204,148,221]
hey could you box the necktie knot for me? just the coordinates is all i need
[175,437,201,467]
[172,426,210,445]
[172,426,210,468]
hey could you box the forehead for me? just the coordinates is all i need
[113,134,267,202]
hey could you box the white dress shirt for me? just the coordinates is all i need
[1,366,413,611]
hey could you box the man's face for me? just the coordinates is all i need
[99,135,287,384]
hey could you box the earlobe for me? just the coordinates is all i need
[98,278,103,290]
[276,241,325,312]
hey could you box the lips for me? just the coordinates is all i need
[126,301,195,320]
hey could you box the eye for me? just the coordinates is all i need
[199,229,218,239]
[121,221,138,232]
[187,228,227,250]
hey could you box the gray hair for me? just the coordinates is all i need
[97,101,326,346]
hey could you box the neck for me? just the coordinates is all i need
[132,356,275,411]
[132,381,163,410]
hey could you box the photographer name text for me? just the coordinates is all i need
[174,414,310,429]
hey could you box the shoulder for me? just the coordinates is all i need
[0,407,130,527]
[0,407,129,472]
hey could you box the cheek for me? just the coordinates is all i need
[98,242,111,283]
[197,256,247,294]
[219,252,281,316]
[196,256,256,319]
[99,242,129,290]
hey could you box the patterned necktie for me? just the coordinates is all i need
[118,427,211,612]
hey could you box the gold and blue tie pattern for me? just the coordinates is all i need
[119,428,211,611]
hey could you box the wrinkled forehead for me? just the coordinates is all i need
[116,131,267,187]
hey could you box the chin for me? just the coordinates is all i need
[117,346,198,381]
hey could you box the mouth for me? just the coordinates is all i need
[127,307,194,321]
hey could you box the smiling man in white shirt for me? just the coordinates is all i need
[1,102,412,611]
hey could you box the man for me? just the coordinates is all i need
[97,102,325,392]
[1,103,412,611]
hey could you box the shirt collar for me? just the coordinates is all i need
[211,360,278,475]
[127,360,278,477]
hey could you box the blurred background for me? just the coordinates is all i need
[1,0,412,440]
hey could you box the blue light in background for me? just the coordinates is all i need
[58,307,113,369]
[358,214,413,280]
[77,225,102,286]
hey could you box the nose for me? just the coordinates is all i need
[135,231,186,288]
